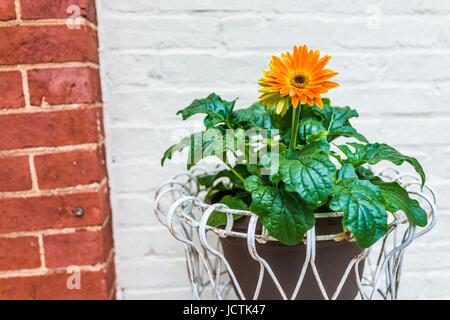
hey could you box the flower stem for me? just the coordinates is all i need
[288,105,301,151]
[225,162,245,183]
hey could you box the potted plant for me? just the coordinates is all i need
[161,45,428,300]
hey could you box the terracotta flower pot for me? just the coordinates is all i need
[220,216,364,300]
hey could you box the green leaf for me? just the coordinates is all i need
[186,129,226,170]
[207,195,247,227]
[371,180,428,227]
[197,173,218,187]
[330,178,388,248]
[356,166,376,180]
[337,163,358,181]
[249,187,315,245]
[339,143,426,184]
[205,182,231,203]
[298,141,331,156]
[321,97,331,106]
[271,107,293,134]
[161,134,192,166]
[298,118,328,144]
[161,128,246,169]
[259,153,285,183]
[198,165,250,189]
[304,104,368,143]
[244,175,266,193]
[177,93,236,128]
[279,153,336,206]
[231,102,275,133]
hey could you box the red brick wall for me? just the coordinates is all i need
[0,0,115,299]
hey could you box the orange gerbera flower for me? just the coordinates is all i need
[258,45,339,115]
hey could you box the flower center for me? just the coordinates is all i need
[290,73,309,88]
[294,75,306,84]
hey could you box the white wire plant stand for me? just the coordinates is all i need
[154,166,437,300]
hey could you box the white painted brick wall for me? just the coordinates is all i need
[96,0,450,299]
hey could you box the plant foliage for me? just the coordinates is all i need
[161,93,428,248]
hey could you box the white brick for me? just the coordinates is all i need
[160,53,268,86]
[99,0,157,14]
[101,17,220,49]
[383,53,450,81]
[111,196,159,228]
[327,85,440,116]
[271,0,369,14]
[107,126,199,162]
[221,16,337,51]
[105,88,258,125]
[403,241,450,272]
[352,118,450,146]
[400,270,450,299]
[157,0,271,12]
[222,17,437,50]
[123,287,192,300]
[335,19,438,49]
[439,18,450,46]
[381,0,450,14]
[102,53,161,90]
[432,181,450,210]
[108,160,188,193]
[117,257,190,289]
[114,227,185,260]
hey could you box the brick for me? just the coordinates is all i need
[21,0,97,24]
[0,155,32,192]
[335,19,438,49]
[0,185,110,233]
[115,227,184,260]
[439,18,450,47]
[109,160,185,193]
[0,108,103,150]
[383,53,450,81]
[0,71,25,109]
[112,196,158,228]
[327,85,440,116]
[221,16,337,51]
[382,0,450,14]
[0,0,15,20]
[160,53,268,86]
[117,257,189,289]
[107,88,258,125]
[400,270,450,299]
[0,25,98,65]
[271,0,365,13]
[0,264,114,299]
[43,220,113,268]
[35,147,106,190]
[124,287,192,300]
[352,118,450,146]
[0,237,41,271]
[157,0,270,11]
[28,67,102,106]
[102,52,160,90]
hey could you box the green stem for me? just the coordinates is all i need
[244,145,261,177]
[288,105,301,151]
[225,162,245,183]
